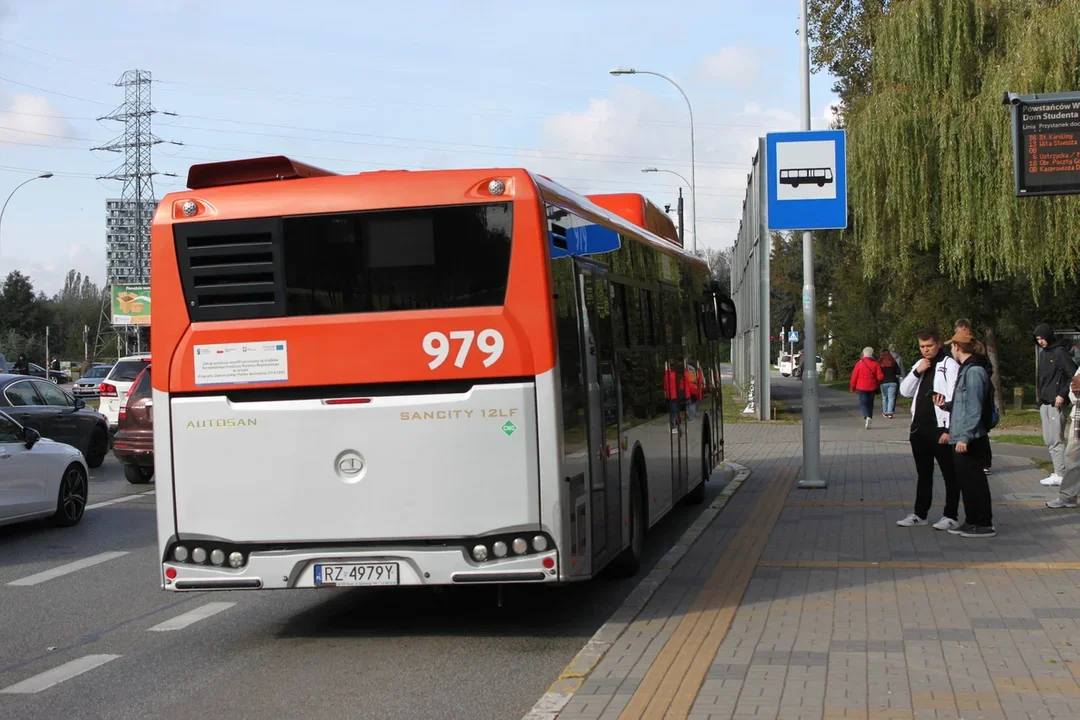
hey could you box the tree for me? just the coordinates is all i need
[808,0,893,109]
[842,0,1080,409]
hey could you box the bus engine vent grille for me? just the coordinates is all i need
[173,218,285,321]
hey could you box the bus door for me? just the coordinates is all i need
[577,264,622,566]
[663,292,688,500]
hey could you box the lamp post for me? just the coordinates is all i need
[0,172,54,258]
[611,68,697,253]
[642,167,691,247]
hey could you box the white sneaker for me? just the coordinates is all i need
[896,513,927,527]
[865,418,871,430]
[1041,474,1063,487]
[932,517,961,531]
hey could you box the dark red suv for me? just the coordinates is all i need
[112,364,153,484]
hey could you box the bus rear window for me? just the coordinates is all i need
[283,203,512,316]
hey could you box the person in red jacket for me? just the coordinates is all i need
[683,365,700,422]
[664,363,681,433]
[850,346,885,430]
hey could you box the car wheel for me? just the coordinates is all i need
[124,465,154,484]
[85,427,108,469]
[53,463,88,527]
[610,464,645,578]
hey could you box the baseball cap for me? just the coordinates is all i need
[947,328,975,344]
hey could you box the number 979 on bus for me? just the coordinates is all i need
[423,329,504,370]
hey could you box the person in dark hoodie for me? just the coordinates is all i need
[1034,322,1078,487]
[955,320,993,475]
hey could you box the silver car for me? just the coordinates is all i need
[72,364,114,398]
[0,411,89,528]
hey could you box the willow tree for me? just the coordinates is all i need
[844,0,1080,403]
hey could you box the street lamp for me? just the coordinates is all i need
[610,67,697,253]
[0,172,54,257]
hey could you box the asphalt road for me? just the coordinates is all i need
[0,452,731,720]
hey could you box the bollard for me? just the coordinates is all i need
[1013,387,1023,411]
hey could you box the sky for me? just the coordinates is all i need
[0,0,838,296]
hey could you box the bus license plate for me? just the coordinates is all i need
[314,562,399,587]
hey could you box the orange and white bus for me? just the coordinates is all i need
[151,156,735,592]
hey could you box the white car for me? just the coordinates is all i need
[0,411,89,528]
[778,354,794,376]
[99,354,150,431]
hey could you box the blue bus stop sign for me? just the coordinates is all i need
[766,130,847,231]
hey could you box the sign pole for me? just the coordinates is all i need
[798,0,824,488]
[45,326,49,378]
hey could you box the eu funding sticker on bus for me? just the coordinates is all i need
[766,130,848,232]
[194,341,289,386]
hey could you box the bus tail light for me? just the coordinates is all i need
[472,545,489,562]
[99,383,118,397]
[542,558,555,569]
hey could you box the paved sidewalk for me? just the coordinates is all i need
[537,382,1080,720]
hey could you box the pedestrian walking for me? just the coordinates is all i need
[933,328,995,537]
[1033,323,1077,487]
[897,327,961,530]
[12,353,28,375]
[954,319,994,475]
[1047,365,1080,509]
[849,347,884,430]
[889,344,905,377]
[879,350,901,419]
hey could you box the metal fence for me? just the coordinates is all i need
[729,138,770,420]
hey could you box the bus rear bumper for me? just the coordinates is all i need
[161,545,561,591]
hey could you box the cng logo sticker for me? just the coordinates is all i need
[501,420,517,437]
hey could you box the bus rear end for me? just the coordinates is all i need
[152,158,559,591]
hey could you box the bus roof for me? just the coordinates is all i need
[586,193,681,247]
[165,157,706,269]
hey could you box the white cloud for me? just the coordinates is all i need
[695,46,759,91]
[0,94,79,146]
[523,85,797,252]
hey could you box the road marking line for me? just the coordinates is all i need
[619,467,798,720]
[520,462,752,720]
[86,489,155,511]
[786,500,1044,507]
[149,602,236,631]
[760,559,1080,570]
[0,654,121,694]
[7,551,129,586]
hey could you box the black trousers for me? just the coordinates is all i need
[954,435,993,527]
[911,427,959,520]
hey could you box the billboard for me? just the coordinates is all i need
[111,284,151,325]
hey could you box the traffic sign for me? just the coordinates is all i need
[766,130,848,231]
[788,331,799,343]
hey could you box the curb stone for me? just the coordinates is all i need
[520,461,752,720]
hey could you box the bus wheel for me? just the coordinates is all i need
[610,465,644,578]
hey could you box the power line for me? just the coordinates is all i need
[0,38,111,73]
[0,75,112,106]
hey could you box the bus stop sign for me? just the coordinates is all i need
[766,130,848,231]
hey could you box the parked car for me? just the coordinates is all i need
[0,375,110,468]
[113,364,153,484]
[778,354,794,376]
[24,363,72,384]
[0,410,89,528]
[72,364,114,398]
[98,354,150,432]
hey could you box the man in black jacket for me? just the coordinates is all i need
[1034,323,1078,487]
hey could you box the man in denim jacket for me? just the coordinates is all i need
[934,328,995,538]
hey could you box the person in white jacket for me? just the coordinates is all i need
[1047,365,1080,508]
[896,327,961,530]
